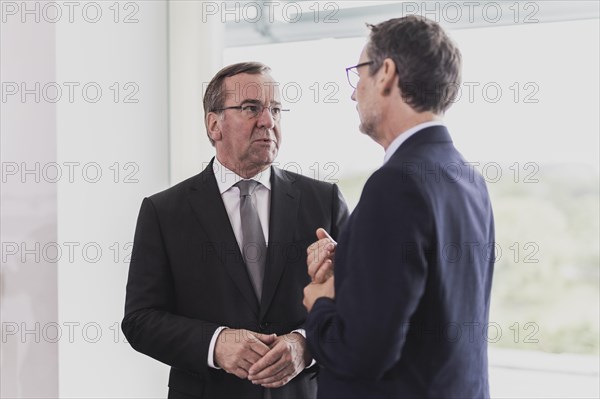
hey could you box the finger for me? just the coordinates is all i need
[308,248,333,281]
[307,239,333,267]
[242,348,263,365]
[260,372,293,388]
[247,352,281,377]
[261,379,290,389]
[252,364,292,385]
[316,228,335,243]
[233,367,249,379]
[237,358,253,372]
[306,240,333,271]
[247,345,284,376]
[241,331,273,357]
[252,332,277,346]
[224,354,254,373]
[256,363,298,387]
[306,227,332,252]
[226,356,252,379]
[249,357,288,381]
[248,340,273,358]
[308,236,335,254]
[306,239,320,253]
[307,229,335,254]
[313,259,334,284]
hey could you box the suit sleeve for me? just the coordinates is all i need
[121,197,219,376]
[305,170,431,380]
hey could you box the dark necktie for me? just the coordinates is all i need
[235,180,267,301]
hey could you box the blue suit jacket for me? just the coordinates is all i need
[306,126,495,399]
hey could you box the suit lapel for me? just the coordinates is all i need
[187,160,260,316]
[260,167,300,319]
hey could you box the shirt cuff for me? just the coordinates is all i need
[291,328,316,368]
[208,326,228,369]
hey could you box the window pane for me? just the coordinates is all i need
[225,20,599,358]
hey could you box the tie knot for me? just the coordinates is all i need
[236,180,259,197]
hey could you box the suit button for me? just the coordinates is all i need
[259,322,269,331]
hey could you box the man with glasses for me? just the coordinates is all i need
[303,16,495,398]
[123,62,348,398]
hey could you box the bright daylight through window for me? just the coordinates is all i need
[226,17,599,398]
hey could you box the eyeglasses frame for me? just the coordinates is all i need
[345,61,375,89]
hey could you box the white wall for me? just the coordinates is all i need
[169,0,224,184]
[56,1,170,397]
[1,1,171,397]
[1,10,58,399]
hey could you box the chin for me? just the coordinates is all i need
[359,117,380,138]
[252,152,277,167]
[359,123,372,136]
[265,148,278,160]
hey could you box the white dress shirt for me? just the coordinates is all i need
[213,157,271,245]
[207,159,310,369]
[207,158,271,368]
[383,121,445,164]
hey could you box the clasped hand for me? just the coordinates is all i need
[214,329,311,388]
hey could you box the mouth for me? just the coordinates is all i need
[253,138,276,145]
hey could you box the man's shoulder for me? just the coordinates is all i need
[272,166,337,190]
[145,170,208,206]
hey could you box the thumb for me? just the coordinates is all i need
[316,228,335,243]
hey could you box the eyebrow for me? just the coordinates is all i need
[240,98,282,106]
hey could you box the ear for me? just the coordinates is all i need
[206,112,222,142]
[378,58,398,96]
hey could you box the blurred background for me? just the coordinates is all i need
[1,1,598,398]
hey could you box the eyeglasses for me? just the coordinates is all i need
[345,61,374,89]
[212,103,289,121]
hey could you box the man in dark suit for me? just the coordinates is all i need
[303,16,495,398]
[122,62,348,398]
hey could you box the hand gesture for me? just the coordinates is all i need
[307,228,337,284]
[303,276,335,312]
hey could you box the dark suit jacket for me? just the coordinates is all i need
[305,126,495,399]
[122,160,348,399]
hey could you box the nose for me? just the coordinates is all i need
[257,106,275,129]
[351,88,357,102]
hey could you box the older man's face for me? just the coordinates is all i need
[211,72,282,177]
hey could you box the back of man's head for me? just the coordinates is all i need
[367,16,462,114]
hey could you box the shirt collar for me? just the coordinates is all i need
[383,121,445,164]
[213,157,272,195]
